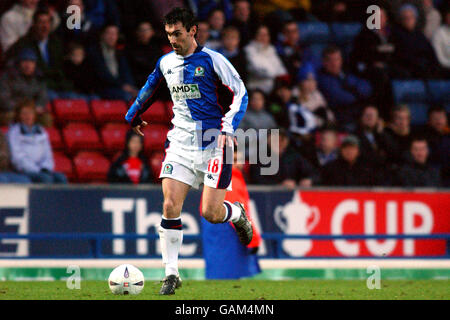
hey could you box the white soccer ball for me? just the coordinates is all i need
[108,264,145,295]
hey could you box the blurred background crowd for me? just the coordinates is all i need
[0,0,448,188]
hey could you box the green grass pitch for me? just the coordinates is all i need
[0,280,448,300]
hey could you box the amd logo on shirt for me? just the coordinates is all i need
[170,84,201,101]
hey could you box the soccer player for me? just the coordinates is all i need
[125,7,252,295]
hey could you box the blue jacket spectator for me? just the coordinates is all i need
[84,0,121,30]
[7,100,67,184]
[317,46,372,128]
[87,24,137,101]
[0,131,31,184]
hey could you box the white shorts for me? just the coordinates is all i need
[159,139,233,191]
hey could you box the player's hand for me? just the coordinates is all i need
[132,121,148,136]
[217,134,238,149]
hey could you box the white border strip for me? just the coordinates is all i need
[0,259,449,269]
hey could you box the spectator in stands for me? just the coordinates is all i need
[317,46,372,130]
[59,0,96,46]
[244,25,288,94]
[107,130,153,184]
[196,20,210,47]
[267,79,292,129]
[296,62,334,128]
[249,129,315,188]
[276,20,316,80]
[0,131,31,183]
[423,106,449,185]
[321,135,378,186]
[7,100,67,183]
[218,26,247,83]
[303,126,338,184]
[396,137,441,187]
[390,0,426,31]
[83,0,121,31]
[206,8,225,50]
[432,6,450,73]
[353,105,388,168]
[240,89,277,132]
[239,89,277,160]
[63,42,98,99]
[350,6,395,118]
[229,0,253,47]
[88,24,137,101]
[422,0,441,40]
[126,21,163,87]
[188,0,233,21]
[0,48,50,127]
[0,0,59,52]
[6,8,73,96]
[384,104,413,166]
[117,0,159,38]
[391,4,442,78]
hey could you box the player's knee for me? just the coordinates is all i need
[163,199,181,219]
[201,204,223,224]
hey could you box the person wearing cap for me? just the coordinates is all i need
[296,62,334,128]
[391,3,442,78]
[320,134,379,186]
[0,48,49,126]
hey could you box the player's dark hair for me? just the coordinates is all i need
[164,7,197,32]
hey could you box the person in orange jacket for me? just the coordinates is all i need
[201,148,261,279]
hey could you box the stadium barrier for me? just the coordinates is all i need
[0,185,449,259]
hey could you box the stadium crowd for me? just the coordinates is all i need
[0,0,448,188]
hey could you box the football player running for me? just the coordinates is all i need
[125,7,252,295]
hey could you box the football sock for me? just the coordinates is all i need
[159,217,183,277]
[222,200,241,223]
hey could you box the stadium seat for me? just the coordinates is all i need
[52,99,92,124]
[73,151,110,182]
[100,123,129,155]
[331,23,363,45]
[53,152,75,181]
[427,80,450,104]
[141,100,171,124]
[91,100,128,124]
[142,124,169,153]
[45,127,64,150]
[62,123,102,154]
[0,126,8,134]
[408,103,429,126]
[392,80,427,104]
[149,151,165,182]
[298,22,330,44]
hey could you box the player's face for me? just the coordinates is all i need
[165,22,197,56]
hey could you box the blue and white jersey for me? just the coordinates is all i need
[125,46,248,149]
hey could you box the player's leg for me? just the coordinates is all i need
[201,185,253,245]
[159,177,190,295]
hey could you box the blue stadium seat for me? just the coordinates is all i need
[392,80,428,104]
[408,103,429,126]
[298,22,330,44]
[427,80,450,104]
[330,23,363,45]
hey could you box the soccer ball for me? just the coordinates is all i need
[108,264,145,295]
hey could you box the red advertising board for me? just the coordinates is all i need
[273,190,450,257]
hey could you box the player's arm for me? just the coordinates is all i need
[125,58,164,135]
[211,52,248,147]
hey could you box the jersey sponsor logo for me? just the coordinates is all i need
[194,66,205,76]
[170,84,201,101]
